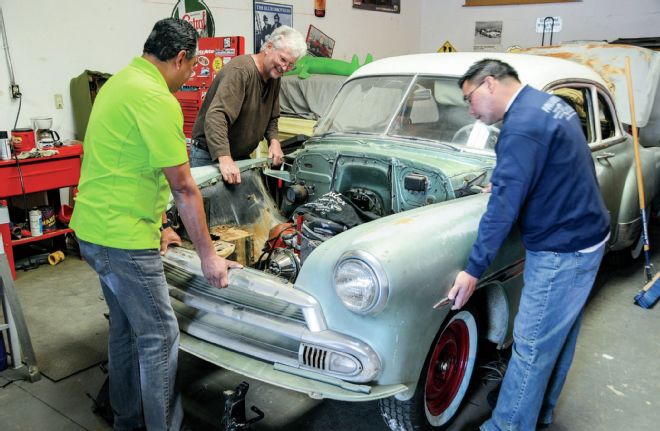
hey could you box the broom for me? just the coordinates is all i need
[625,56,660,309]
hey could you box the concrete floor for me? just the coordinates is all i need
[1,243,659,430]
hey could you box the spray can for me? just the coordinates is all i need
[29,208,43,237]
[0,131,10,160]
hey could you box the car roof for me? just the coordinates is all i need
[350,52,608,92]
[518,43,660,127]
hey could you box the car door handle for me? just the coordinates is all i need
[596,152,615,160]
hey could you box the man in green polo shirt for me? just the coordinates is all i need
[70,18,241,431]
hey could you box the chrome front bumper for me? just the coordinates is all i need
[163,248,383,390]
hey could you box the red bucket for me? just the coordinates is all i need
[11,128,36,152]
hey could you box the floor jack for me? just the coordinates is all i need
[220,382,265,431]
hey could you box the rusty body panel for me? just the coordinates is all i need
[518,43,660,128]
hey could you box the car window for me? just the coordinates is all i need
[551,87,594,142]
[389,76,483,144]
[596,91,617,140]
[316,75,499,150]
[315,76,413,134]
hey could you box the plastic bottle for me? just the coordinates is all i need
[0,131,10,160]
[314,0,325,17]
[29,208,43,237]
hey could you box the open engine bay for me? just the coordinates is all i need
[170,145,492,284]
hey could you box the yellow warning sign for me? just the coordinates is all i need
[438,41,457,53]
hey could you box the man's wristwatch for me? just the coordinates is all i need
[160,219,174,231]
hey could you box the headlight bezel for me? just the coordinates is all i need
[333,250,390,315]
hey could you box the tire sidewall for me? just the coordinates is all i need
[423,309,478,428]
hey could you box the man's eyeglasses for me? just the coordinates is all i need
[463,80,485,105]
[278,54,296,71]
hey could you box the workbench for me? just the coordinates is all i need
[0,144,83,279]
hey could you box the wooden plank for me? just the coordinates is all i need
[209,226,254,266]
[464,0,580,6]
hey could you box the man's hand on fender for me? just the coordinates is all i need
[268,139,284,167]
[448,271,478,310]
[219,156,241,184]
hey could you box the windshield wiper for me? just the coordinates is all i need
[318,130,379,138]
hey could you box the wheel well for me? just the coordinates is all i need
[474,283,511,348]
[393,284,511,402]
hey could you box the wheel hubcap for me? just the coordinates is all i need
[425,318,470,416]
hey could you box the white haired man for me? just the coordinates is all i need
[190,25,307,184]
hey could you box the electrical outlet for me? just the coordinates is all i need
[54,94,64,109]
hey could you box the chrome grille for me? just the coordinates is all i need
[301,344,329,370]
[164,262,306,323]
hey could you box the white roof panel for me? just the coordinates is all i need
[350,52,607,92]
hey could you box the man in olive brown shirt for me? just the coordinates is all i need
[190,25,307,184]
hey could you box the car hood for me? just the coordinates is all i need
[303,135,495,178]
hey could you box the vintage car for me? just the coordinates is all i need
[163,44,660,430]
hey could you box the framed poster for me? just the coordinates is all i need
[254,2,293,53]
[352,0,400,14]
[306,25,335,58]
[474,21,503,52]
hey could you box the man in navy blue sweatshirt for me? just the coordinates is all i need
[448,59,610,431]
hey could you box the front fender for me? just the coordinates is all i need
[294,193,524,389]
[614,145,660,248]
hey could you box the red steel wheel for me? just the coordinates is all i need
[424,310,478,427]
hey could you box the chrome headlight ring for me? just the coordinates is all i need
[333,250,389,315]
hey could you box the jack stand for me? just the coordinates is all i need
[220,382,265,431]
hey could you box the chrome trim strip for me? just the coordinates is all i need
[164,247,382,383]
[163,248,327,331]
[480,258,525,284]
[178,332,407,400]
[173,300,299,367]
[617,217,641,246]
[170,287,381,382]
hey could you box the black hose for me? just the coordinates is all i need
[10,94,29,225]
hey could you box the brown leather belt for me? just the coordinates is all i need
[191,139,208,152]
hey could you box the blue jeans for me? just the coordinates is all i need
[189,144,214,168]
[79,239,183,431]
[481,244,605,431]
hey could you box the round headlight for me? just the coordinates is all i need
[333,251,389,314]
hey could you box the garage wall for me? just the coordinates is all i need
[419,0,660,53]
[0,0,421,141]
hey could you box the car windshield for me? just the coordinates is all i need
[315,75,500,151]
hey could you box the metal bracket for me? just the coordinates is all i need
[220,381,264,431]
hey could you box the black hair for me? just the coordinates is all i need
[458,58,520,88]
[143,18,198,62]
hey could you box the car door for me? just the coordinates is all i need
[548,82,635,249]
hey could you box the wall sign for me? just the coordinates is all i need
[171,0,215,37]
[254,2,293,53]
[437,41,457,53]
[535,16,562,33]
[306,25,335,58]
